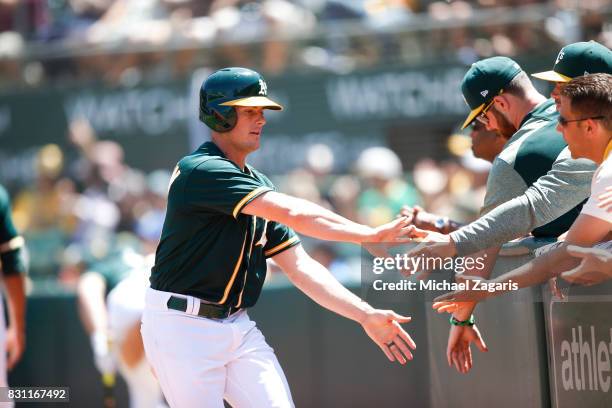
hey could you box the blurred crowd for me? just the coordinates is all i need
[9,116,489,288]
[0,0,610,85]
[10,118,169,287]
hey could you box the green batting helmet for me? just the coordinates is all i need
[199,67,283,132]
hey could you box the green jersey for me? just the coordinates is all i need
[150,142,299,308]
[0,184,25,276]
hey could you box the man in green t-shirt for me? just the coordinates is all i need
[141,67,416,408]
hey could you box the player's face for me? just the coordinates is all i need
[470,121,504,163]
[485,104,517,139]
[230,106,267,153]
[551,82,564,110]
[556,95,589,160]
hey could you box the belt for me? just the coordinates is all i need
[166,296,240,319]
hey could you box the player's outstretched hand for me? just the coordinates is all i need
[369,217,413,244]
[597,186,612,212]
[363,217,413,258]
[560,245,612,286]
[6,326,25,370]
[399,206,441,232]
[446,325,488,374]
[432,300,476,316]
[432,276,492,304]
[360,309,416,365]
[400,226,456,278]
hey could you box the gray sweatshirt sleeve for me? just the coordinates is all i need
[450,148,596,256]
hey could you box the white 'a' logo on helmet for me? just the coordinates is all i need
[555,50,565,65]
[258,79,267,95]
[480,90,489,98]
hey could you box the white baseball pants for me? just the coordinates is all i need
[141,287,294,408]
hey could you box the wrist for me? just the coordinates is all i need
[450,314,475,326]
[357,304,376,325]
[452,301,475,321]
[434,216,450,234]
[361,226,378,244]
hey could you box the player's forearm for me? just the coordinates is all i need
[289,215,374,244]
[3,274,25,334]
[247,193,374,244]
[452,248,500,320]
[490,245,579,288]
[452,159,594,256]
[284,257,374,324]
[451,196,539,256]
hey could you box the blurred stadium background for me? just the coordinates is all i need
[0,0,610,407]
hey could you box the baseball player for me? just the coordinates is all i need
[405,57,597,373]
[0,184,26,408]
[78,243,165,408]
[141,67,416,408]
[401,41,612,237]
[400,121,507,234]
[434,73,611,302]
[531,40,612,109]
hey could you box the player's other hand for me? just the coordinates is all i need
[360,309,416,365]
[6,326,24,370]
[447,325,488,374]
[91,331,116,375]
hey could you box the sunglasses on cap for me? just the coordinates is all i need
[476,90,504,126]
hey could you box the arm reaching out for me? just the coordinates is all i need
[243,191,411,245]
[272,244,416,364]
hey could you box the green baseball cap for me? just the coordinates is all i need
[460,56,522,129]
[532,41,612,83]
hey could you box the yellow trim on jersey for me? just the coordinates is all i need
[232,187,271,219]
[604,139,612,161]
[0,236,24,253]
[264,236,299,258]
[236,216,257,309]
[217,235,247,305]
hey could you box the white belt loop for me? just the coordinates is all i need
[192,298,200,316]
[186,296,195,315]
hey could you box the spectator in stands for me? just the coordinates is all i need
[355,146,421,226]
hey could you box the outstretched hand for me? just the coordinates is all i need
[446,325,488,374]
[433,275,494,304]
[561,245,612,286]
[370,216,413,244]
[402,226,457,278]
[364,217,413,258]
[361,309,416,365]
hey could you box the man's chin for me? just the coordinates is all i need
[567,148,583,160]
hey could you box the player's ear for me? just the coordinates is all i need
[494,94,510,112]
[584,117,598,134]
